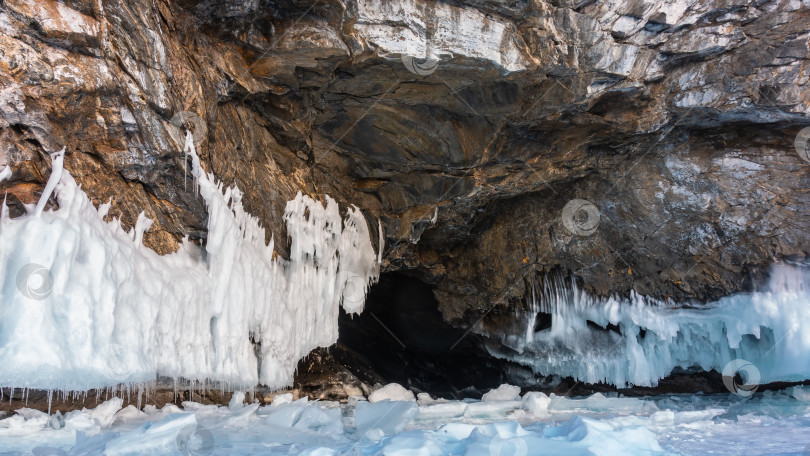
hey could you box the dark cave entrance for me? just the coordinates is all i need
[333,274,801,399]
[336,272,515,399]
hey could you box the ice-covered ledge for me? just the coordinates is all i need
[0,135,383,391]
[352,0,527,72]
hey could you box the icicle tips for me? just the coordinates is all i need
[167,111,207,193]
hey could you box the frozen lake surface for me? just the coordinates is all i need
[1,385,809,455]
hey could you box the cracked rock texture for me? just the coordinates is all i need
[1,0,808,332]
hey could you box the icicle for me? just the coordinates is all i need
[377,220,385,265]
[486,265,810,388]
[131,211,153,248]
[183,129,198,195]
[34,147,65,217]
[0,164,10,219]
[525,281,538,344]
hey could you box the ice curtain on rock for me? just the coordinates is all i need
[487,265,810,387]
[0,134,383,390]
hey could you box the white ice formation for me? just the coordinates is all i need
[0,132,382,390]
[490,264,810,387]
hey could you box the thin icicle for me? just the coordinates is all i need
[34,147,65,217]
[184,136,188,192]
[525,281,538,344]
[183,129,198,195]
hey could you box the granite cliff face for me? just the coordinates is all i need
[1,0,808,335]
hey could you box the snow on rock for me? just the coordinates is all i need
[0,134,382,390]
[368,383,416,403]
[481,384,521,402]
[522,391,551,416]
[270,392,294,406]
[415,392,434,404]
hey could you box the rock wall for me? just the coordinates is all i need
[1,0,808,330]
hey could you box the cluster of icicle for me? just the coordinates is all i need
[0,131,382,391]
[491,266,810,387]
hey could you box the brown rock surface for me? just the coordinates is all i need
[0,0,807,338]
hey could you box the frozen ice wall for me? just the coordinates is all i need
[490,264,810,387]
[0,134,382,390]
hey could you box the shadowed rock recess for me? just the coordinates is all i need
[1,0,808,393]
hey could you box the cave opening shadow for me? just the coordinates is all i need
[337,273,511,399]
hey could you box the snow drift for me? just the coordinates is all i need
[0,132,382,390]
